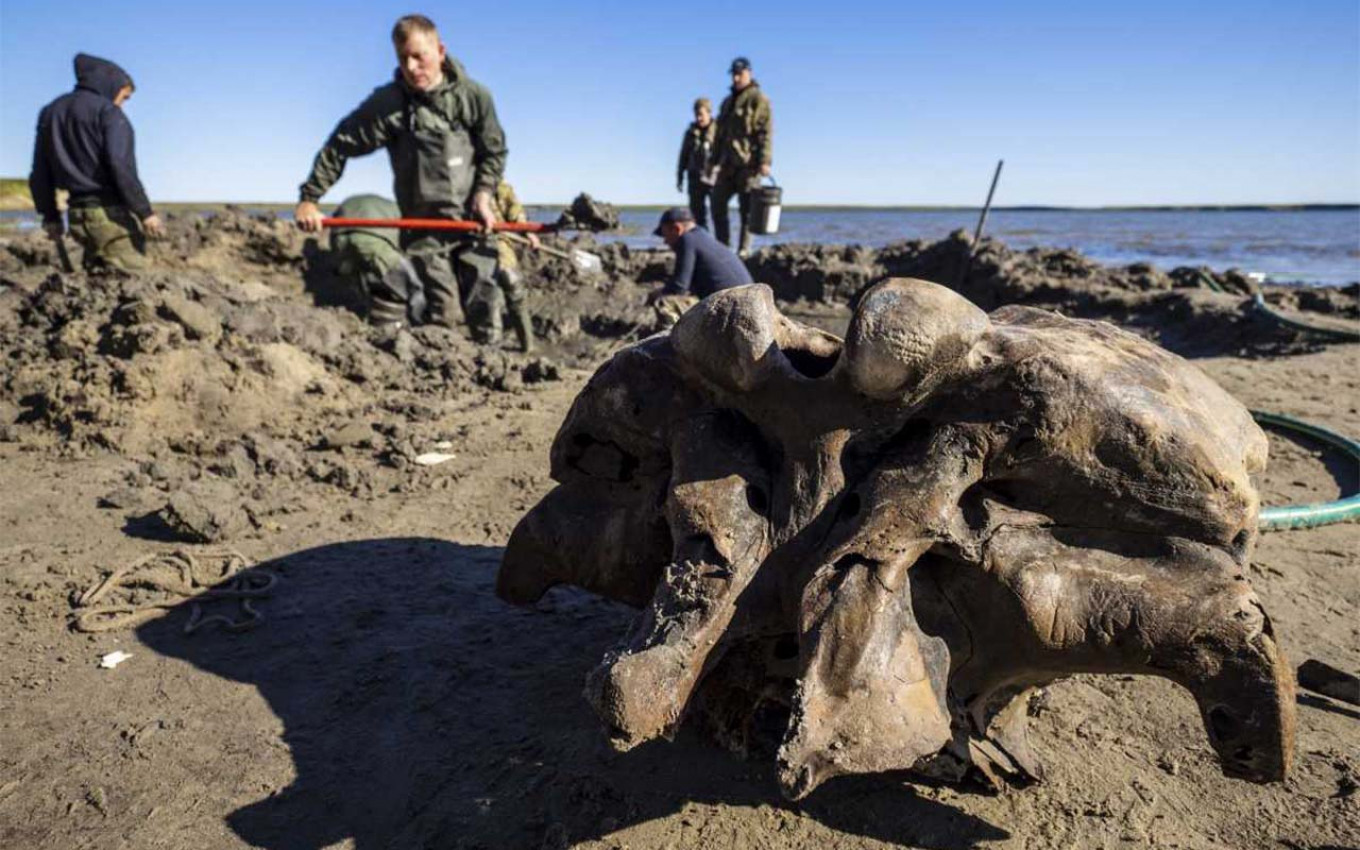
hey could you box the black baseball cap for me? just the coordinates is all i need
[729,56,751,73]
[653,206,694,236]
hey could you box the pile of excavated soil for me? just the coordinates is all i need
[0,211,659,459]
[0,210,1356,850]
[3,215,1352,461]
[739,230,1358,355]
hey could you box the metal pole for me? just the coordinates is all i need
[972,159,1004,246]
[953,159,1004,288]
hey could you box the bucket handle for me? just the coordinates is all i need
[759,174,779,189]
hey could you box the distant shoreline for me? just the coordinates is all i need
[1,192,1357,217]
[134,202,1360,214]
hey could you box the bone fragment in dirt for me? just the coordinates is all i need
[498,278,1295,799]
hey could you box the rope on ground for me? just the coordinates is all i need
[1254,411,1360,531]
[1250,293,1360,343]
[71,549,276,634]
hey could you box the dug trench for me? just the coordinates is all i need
[0,209,1355,850]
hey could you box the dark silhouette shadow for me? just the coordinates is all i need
[121,509,185,542]
[1297,693,1360,722]
[300,238,365,317]
[139,538,1007,850]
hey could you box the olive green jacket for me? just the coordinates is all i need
[714,82,772,174]
[299,57,507,218]
[677,120,716,186]
[330,193,401,254]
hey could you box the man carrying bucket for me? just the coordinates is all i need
[711,56,773,258]
[293,14,508,339]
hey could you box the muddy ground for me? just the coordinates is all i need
[0,211,1356,850]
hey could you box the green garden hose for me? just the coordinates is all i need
[1251,294,1360,343]
[1253,410,1360,530]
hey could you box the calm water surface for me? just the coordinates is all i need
[596,208,1360,286]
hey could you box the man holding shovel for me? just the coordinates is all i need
[294,14,507,339]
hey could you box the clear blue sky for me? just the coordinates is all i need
[2,0,1357,205]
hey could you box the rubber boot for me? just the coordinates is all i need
[466,278,505,345]
[508,302,535,353]
[738,223,753,259]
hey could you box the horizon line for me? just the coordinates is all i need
[140,201,1360,212]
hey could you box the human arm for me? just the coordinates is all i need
[296,88,402,230]
[468,84,507,198]
[662,234,697,296]
[677,128,694,191]
[464,83,507,232]
[101,106,155,221]
[29,108,61,237]
[753,93,773,177]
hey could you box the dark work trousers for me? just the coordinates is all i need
[686,180,712,231]
[402,230,500,335]
[711,170,753,255]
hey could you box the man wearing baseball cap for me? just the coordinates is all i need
[651,206,753,325]
[711,56,773,258]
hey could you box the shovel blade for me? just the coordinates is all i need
[572,250,603,275]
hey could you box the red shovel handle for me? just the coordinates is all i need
[321,217,553,233]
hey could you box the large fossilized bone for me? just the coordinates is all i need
[497,279,1294,799]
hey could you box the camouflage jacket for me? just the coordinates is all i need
[494,181,527,224]
[677,120,716,185]
[493,181,527,268]
[714,82,772,174]
[299,56,506,218]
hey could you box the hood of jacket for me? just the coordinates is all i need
[74,53,133,101]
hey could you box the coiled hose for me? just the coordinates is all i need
[1254,411,1360,530]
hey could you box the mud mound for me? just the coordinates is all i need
[2,212,1351,461]
[744,230,1357,357]
[554,192,622,232]
[0,214,577,465]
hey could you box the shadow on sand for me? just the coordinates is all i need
[139,537,1008,849]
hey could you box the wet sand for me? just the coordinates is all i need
[0,211,1355,849]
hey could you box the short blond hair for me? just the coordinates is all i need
[392,14,439,44]
[694,97,711,113]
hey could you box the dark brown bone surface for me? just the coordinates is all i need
[498,279,1294,800]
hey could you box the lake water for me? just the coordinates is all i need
[5,206,1357,286]
[593,207,1360,287]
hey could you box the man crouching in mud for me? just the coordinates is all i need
[295,14,508,338]
[650,206,752,327]
[30,54,164,272]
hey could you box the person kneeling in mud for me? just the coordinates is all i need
[329,194,424,327]
[650,206,752,327]
[481,180,539,351]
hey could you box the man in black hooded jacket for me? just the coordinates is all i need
[30,53,163,271]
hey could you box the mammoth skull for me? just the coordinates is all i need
[498,279,1294,799]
